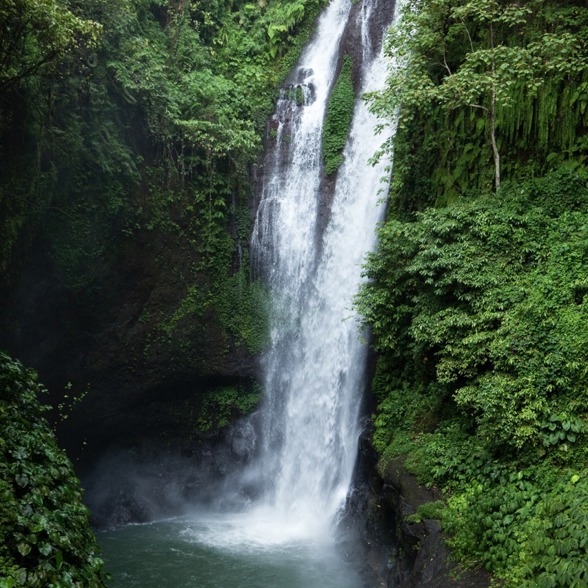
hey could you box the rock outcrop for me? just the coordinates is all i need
[347,429,493,587]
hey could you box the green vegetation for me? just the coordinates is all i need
[361,170,588,453]
[0,0,329,347]
[153,187,269,357]
[369,0,586,191]
[359,169,588,586]
[0,352,107,587]
[323,55,355,176]
[196,383,262,432]
[0,0,102,93]
[360,0,588,584]
[368,0,588,208]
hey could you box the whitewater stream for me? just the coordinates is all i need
[99,0,394,585]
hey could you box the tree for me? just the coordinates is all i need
[369,0,587,192]
[0,0,102,92]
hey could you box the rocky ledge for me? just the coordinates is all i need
[346,430,493,588]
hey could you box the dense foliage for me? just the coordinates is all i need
[0,0,327,356]
[0,0,102,93]
[359,0,588,584]
[0,352,107,587]
[360,170,588,453]
[368,0,588,207]
[358,169,588,586]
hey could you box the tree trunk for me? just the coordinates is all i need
[490,84,500,192]
[489,23,500,192]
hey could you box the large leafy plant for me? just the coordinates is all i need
[0,353,107,588]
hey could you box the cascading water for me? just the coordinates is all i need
[98,1,397,585]
[244,0,395,543]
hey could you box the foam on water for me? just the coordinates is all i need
[180,509,333,552]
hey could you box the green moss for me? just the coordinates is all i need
[145,184,270,361]
[322,55,355,176]
[406,500,447,524]
[196,383,262,433]
[0,352,107,587]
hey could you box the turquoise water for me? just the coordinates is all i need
[98,515,365,588]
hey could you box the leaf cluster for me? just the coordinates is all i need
[0,352,107,587]
[440,467,588,586]
[0,0,102,92]
[104,0,327,173]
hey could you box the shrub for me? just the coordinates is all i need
[0,352,107,588]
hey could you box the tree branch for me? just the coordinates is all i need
[0,51,59,92]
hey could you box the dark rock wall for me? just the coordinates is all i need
[347,431,493,588]
[0,186,259,527]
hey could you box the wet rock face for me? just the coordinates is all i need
[80,399,262,529]
[83,431,253,529]
[347,430,492,588]
[0,218,259,478]
[343,0,396,81]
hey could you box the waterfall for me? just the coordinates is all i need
[245,0,396,543]
[96,3,399,585]
[95,5,399,586]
